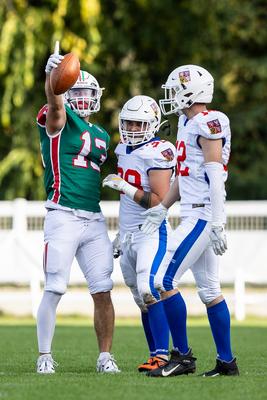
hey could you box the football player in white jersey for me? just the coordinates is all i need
[103,95,177,372]
[141,65,239,377]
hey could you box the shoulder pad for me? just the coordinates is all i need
[196,110,230,139]
[143,140,175,159]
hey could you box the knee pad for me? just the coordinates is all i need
[89,277,113,294]
[44,273,67,295]
[198,287,222,304]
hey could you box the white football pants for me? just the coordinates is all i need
[120,222,170,309]
[43,209,113,294]
[155,217,222,304]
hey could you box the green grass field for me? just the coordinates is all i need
[0,317,267,400]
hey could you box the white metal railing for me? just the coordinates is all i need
[0,199,267,320]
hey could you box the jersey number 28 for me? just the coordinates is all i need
[117,167,143,190]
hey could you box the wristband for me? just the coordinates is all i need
[122,182,138,200]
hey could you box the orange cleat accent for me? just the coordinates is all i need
[138,356,168,372]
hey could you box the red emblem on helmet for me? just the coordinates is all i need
[179,70,191,83]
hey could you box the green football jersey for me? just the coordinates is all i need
[37,104,109,212]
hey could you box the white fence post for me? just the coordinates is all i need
[13,198,42,318]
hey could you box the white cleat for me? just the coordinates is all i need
[96,354,121,373]
[36,354,58,374]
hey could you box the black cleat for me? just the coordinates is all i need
[147,349,196,377]
[201,358,239,377]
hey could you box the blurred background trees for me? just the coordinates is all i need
[0,0,266,200]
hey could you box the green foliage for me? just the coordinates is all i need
[0,0,267,200]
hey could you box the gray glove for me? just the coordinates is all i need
[210,224,227,256]
[140,203,168,235]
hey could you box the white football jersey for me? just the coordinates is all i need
[176,110,231,221]
[115,138,176,233]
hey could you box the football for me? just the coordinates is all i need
[50,52,80,95]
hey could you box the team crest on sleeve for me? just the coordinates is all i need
[207,119,222,134]
[161,148,174,161]
[179,70,191,83]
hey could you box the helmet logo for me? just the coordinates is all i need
[179,70,191,83]
[207,119,222,134]
[150,102,159,115]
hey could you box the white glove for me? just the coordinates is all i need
[210,224,227,256]
[102,174,138,200]
[112,232,122,259]
[140,203,168,235]
[45,53,64,74]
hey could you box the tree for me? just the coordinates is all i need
[0,0,102,199]
[0,0,267,200]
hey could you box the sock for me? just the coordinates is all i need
[207,300,233,362]
[162,292,189,354]
[37,291,61,354]
[141,311,156,357]
[147,301,169,357]
[98,352,110,361]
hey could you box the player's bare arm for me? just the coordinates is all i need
[135,169,172,209]
[44,43,66,135]
[45,73,66,135]
[161,176,180,209]
[199,136,223,163]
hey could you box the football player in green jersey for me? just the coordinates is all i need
[36,45,120,374]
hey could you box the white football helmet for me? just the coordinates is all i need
[65,70,104,117]
[119,95,161,146]
[159,65,214,115]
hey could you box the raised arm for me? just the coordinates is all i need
[44,42,66,135]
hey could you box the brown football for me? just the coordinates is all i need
[50,52,80,95]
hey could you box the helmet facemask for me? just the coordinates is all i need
[159,86,180,115]
[119,118,154,146]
